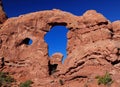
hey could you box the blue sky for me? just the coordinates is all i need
[2,0,120,61]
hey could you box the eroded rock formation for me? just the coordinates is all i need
[0,2,120,87]
[0,0,7,27]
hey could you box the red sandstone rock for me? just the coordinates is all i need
[0,2,120,87]
[50,53,63,65]
[0,0,7,27]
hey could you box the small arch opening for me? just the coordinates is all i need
[48,61,58,75]
[22,38,33,45]
[44,26,69,63]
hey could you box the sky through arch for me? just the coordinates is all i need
[44,26,68,62]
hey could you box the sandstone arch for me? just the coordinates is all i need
[0,3,120,86]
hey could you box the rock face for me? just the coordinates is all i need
[0,4,120,87]
[0,0,7,27]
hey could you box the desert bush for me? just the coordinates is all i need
[19,80,33,87]
[0,71,15,87]
[96,72,113,85]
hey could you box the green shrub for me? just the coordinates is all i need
[19,80,33,87]
[96,72,113,85]
[0,71,15,86]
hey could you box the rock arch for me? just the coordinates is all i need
[0,4,120,86]
[0,9,85,81]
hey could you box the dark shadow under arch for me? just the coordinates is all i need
[44,26,69,62]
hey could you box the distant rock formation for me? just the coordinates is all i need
[0,0,7,27]
[0,2,120,87]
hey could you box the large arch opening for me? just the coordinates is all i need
[44,26,69,63]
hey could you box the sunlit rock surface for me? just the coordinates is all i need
[0,2,120,87]
[0,0,7,27]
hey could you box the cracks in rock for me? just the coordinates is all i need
[111,60,120,65]
[105,57,120,66]
[80,52,102,62]
[108,28,114,38]
[97,22,108,26]
[116,48,120,56]
[63,51,117,76]
[58,52,103,76]
[0,38,2,44]
[84,52,102,58]
[68,61,85,71]
[0,57,5,68]
[104,57,111,63]
[48,22,67,27]
[62,61,85,76]
[104,54,120,66]
[63,75,88,85]
[68,75,87,81]
[104,48,120,65]
[85,21,108,29]
[4,60,27,67]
